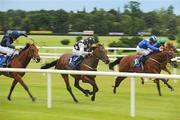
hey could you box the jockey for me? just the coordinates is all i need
[0,31,29,66]
[71,37,96,66]
[135,35,163,66]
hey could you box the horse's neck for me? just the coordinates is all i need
[84,56,99,69]
[15,49,31,67]
[150,52,167,63]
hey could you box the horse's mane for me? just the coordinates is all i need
[22,43,31,51]
[19,43,31,55]
[90,44,103,51]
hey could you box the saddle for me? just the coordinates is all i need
[133,57,142,68]
[0,51,18,68]
[133,55,149,69]
[68,55,84,69]
[0,55,12,68]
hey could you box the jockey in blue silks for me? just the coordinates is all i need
[0,31,29,66]
[71,37,96,67]
[135,35,164,66]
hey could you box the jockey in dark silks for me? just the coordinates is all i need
[0,31,29,66]
[70,37,96,67]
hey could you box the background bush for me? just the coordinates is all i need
[61,39,70,45]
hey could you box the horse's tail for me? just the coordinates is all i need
[41,60,58,69]
[109,57,123,70]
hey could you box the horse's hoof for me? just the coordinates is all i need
[91,96,95,101]
[171,88,175,92]
[84,90,90,97]
[32,97,36,102]
[74,99,79,103]
[113,88,116,94]
[7,97,11,101]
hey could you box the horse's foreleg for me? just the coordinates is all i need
[141,78,145,84]
[7,79,18,101]
[61,74,78,103]
[13,74,36,102]
[81,76,98,101]
[113,77,126,94]
[161,79,174,91]
[74,78,89,97]
[162,67,171,82]
[155,79,162,96]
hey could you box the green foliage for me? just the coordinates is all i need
[176,35,180,46]
[108,36,142,48]
[60,39,70,45]
[76,36,82,42]
[0,3,179,35]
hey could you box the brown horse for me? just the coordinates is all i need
[0,43,41,102]
[109,43,177,96]
[41,44,110,102]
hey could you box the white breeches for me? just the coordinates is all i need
[0,46,15,56]
[136,46,152,56]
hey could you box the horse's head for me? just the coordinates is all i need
[164,42,178,53]
[92,44,110,64]
[25,43,41,63]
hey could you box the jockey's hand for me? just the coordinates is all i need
[159,48,163,51]
[88,51,93,56]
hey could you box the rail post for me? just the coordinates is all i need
[47,73,52,108]
[130,77,135,117]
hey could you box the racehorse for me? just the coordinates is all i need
[109,43,177,96]
[0,43,40,102]
[41,44,110,102]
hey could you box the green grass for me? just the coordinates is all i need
[0,35,180,120]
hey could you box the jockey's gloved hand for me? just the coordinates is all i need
[159,48,163,51]
[88,51,93,56]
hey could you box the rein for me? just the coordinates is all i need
[149,58,161,66]
[83,63,97,71]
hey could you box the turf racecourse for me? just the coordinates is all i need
[0,35,180,120]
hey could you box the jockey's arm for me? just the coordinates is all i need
[6,38,15,49]
[79,43,90,55]
[147,43,160,52]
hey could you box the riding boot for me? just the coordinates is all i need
[139,55,149,64]
[72,56,84,66]
[3,56,10,67]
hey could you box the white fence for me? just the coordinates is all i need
[0,68,180,117]
[17,46,180,51]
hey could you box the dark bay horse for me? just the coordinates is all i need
[0,43,41,102]
[109,43,177,96]
[41,44,110,102]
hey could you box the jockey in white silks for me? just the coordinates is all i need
[71,37,96,66]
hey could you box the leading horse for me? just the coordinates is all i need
[41,44,110,102]
[0,43,40,102]
[109,43,177,96]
